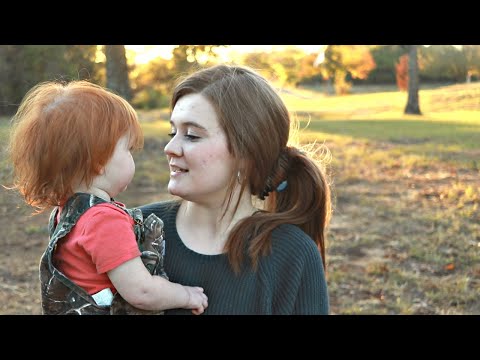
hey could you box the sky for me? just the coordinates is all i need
[125,45,325,64]
[125,45,464,66]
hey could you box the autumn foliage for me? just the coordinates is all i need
[319,45,376,95]
[396,54,409,91]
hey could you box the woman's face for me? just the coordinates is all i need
[164,93,235,204]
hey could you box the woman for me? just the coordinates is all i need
[140,64,331,314]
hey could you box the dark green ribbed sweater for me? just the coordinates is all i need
[139,200,329,315]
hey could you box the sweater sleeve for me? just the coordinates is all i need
[269,224,329,315]
[293,242,329,315]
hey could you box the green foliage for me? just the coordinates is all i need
[0,45,101,116]
[420,45,467,83]
[242,48,316,87]
[463,45,480,81]
[133,88,169,110]
[130,45,225,108]
[367,45,406,84]
[242,52,272,73]
[242,46,376,94]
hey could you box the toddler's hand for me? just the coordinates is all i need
[184,286,208,315]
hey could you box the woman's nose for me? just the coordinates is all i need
[164,135,182,157]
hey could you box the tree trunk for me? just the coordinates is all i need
[105,45,132,101]
[404,45,422,115]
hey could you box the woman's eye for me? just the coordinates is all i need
[185,134,200,140]
[167,131,200,140]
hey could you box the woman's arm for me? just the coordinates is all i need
[270,225,329,315]
[293,247,329,315]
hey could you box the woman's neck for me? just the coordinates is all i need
[177,195,257,254]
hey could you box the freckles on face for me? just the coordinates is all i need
[191,127,232,173]
[200,149,222,168]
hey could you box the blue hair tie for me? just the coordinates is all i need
[276,180,288,192]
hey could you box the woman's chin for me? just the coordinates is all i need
[167,185,184,197]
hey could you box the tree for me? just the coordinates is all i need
[0,45,99,116]
[369,45,406,84]
[242,47,315,87]
[105,45,132,101]
[404,45,422,115]
[420,45,466,83]
[317,45,376,95]
[130,45,224,109]
[170,45,225,74]
[462,45,480,83]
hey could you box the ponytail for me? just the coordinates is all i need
[226,145,332,274]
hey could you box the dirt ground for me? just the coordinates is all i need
[0,192,47,315]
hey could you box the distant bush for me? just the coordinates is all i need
[132,88,169,110]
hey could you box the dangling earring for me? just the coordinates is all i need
[237,170,242,184]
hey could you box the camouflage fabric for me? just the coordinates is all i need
[39,193,167,315]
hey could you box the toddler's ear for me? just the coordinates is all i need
[95,164,105,175]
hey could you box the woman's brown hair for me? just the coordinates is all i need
[172,64,331,273]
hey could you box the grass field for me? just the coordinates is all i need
[1,82,479,314]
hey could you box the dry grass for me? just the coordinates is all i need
[1,82,479,314]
